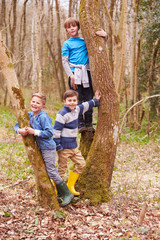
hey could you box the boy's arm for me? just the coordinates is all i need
[78,91,101,115]
[14,123,28,136]
[62,55,77,90]
[26,115,53,138]
[78,98,99,116]
[53,114,65,151]
[62,55,73,77]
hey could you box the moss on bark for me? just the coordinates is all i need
[78,0,120,205]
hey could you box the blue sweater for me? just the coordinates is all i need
[14,110,56,150]
[53,99,99,151]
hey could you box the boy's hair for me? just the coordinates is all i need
[64,17,80,30]
[32,93,46,105]
[64,90,79,100]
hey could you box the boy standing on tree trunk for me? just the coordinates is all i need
[14,93,73,207]
[62,17,107,133]
[53,89,101,196]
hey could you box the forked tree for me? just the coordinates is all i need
[78,0,119,204]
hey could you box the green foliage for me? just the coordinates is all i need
[120,124,160,144]
[0,107,17,132]
[138,0,160,115]
[3,211,11,217]
[54,210,67,219]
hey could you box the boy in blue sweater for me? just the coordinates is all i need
[53,90,101,196]
[14,93,73,206]
[62,17,107,133]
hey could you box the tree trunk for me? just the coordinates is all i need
[0,31,59,210]
[17,0,28,87]
[130,0,139,128]
[78,0,119,205]
[40,20,63,100]
[8,0,17,55]
[55,0,66,95]
[68,0,73,17]
[31,18,37,90]
[35,0,42,92]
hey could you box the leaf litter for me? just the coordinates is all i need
[0,131,159,240]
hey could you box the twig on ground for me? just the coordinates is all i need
[0,176,31,190]
[137,202,148,225]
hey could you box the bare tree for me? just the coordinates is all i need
[35,0,42,92]
[8,0,17,55]
[17,0,28,87]
[55,0,66,95]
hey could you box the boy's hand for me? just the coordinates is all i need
[96,29,108,40]
[95,90,101,101]
[18,128,28,136]
[70,75,78,90]
[25,126,35,135]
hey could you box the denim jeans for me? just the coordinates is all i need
[41,149,63,184]
[69,71,94,127]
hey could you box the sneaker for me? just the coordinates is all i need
[78,123,87,133]
[86,124,95,132]
[78,126,87,133]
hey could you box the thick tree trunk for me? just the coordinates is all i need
[78,0,119,205]
[0,31,59,210]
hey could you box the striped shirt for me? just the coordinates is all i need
[53,98,99,151]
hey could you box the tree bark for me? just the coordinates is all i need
[55,0,66,95]
[0,31,59,210]
[78,0,119,205]
[35,0,42,92]
[8,0,17,55]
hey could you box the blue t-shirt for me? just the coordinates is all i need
[62,37,89,72]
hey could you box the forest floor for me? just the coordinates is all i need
[0,126,160,240]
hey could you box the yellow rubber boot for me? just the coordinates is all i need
[67,171,80,196]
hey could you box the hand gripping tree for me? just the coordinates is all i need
[78,0,120,204]
[0,31,59,210]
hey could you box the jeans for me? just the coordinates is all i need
[41,149,63,184]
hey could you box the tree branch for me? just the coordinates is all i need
[119,94,160,135]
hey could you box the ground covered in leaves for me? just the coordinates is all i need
[0,126,160,239]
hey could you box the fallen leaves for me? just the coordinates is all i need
[0,139,159,239]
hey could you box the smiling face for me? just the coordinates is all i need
[30,96,44,116]
[66,23,79,38]
[64,95,78,111]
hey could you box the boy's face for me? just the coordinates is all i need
[64,96,78,111]
[30,96,44,116]
[66,23,79,38]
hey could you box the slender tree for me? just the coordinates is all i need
[35,0,42,92]
[55,0,66,95]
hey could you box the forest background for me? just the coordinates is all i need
[0,0,159,239]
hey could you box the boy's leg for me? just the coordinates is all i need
[70,148,86,174]
[58,149,71,178]
[83,71,94,130]
[41,149,62,184]
[66,148,86,195]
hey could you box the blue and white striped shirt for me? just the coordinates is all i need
[53,98,99,151]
